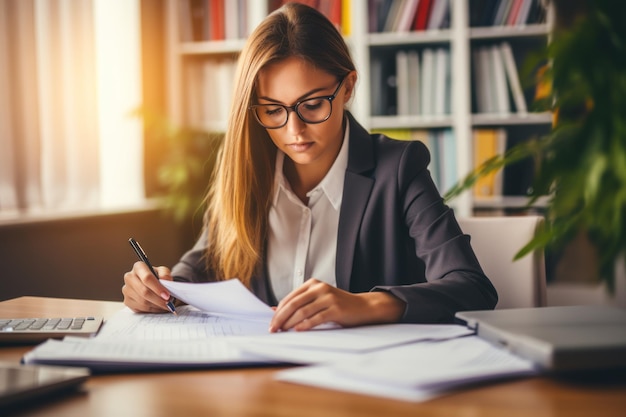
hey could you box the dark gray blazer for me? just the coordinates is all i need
[172,113,498,323]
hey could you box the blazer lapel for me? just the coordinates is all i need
[336,113,375,291]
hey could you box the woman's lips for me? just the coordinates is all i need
[287,142,314,152]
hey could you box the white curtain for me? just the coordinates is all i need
[0,0,144,215]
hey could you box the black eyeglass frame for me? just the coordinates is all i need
[249,76,347,129]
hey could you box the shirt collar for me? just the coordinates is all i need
[272,121,350,210]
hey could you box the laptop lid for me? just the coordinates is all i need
[0,362,89,410]
[455,305,626,372]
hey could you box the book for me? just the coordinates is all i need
[237,0,248,38]
[413,0,433,31]
[491,44,510,114]
[210,0,225,41]
[178,0,194,42]
[426,0,449,30]
[395,50,410,115]
[500,42,528,114]
[370,55,385,115]
[515,0,534,26]
[440,129,457,193]
[341,0,351,35]
[493,0,513,26]
[507,0,525,26]
[473,47,487,113]
[420,48,435,116]
[481,46,496,113]
[224,0,239,40]
[375,0,395,32]
[395,0,420,32]
[383,0,405,32]
[433,48,450,116]
[407,50,421,115]
[473,129,505,198]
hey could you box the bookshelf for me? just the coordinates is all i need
[164,0,553,217]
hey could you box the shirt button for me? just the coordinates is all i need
[296,270,303,277]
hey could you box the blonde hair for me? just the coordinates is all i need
[204,3,356,286]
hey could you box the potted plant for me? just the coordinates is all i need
[136,108,224,225]
[446,0,626,294]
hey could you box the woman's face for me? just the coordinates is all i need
[255,57,354,178]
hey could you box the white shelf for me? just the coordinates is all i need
[473,196,550,210]
[178,39,246,55]
[470,24,550,40]
[472,112,553,126]
[370,115,453,130]
[165,0,552,217]
[368,30,452,47]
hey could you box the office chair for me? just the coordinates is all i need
[457,215,547,309]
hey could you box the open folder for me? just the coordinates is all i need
[21,280,473,372]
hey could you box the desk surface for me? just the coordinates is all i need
[1,296,625,417]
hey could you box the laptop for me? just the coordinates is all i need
[455,305,626,372]
[0,362,90,409]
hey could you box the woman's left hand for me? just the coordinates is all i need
[269,278,405,332]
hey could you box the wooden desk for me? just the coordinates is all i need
[1,297,625,417]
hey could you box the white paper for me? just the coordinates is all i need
[276,336,539,402]
[231,324,474,364]
[275,365,441,403]
[96,305,268,341]
[23,337,270,367]
[331,336,538,389]
[161,279,273,321]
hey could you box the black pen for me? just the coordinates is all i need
[128,237,177,315]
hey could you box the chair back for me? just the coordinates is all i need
[457,216,547,309]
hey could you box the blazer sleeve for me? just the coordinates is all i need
[170,231,211,283]
[372,140,498,323]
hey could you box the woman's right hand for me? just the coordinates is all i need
[122,261,175,313]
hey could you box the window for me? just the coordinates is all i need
[0,0,145,218]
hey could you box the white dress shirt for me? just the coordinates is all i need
[267,124,350,301]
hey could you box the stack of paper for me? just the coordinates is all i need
[275,336,538,402]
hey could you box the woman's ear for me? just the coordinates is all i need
[342,71,358,103]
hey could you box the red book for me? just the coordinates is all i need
[507,0,525,26]
[210,0,225,40]
[413,0,433,31]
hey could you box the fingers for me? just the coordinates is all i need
[270,280,401,332]
[270,279,335,332]
[122,261,173,314]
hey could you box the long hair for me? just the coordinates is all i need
[204,3,356,286]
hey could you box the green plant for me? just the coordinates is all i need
[135,108,224,223]
[446,0,626,293]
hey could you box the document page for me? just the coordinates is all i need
[22,337,275,370]
[231,324,474,364]
[22,305,274,371]
[276,336,539,402]
[96,306,268,341]
[161,279,273,321]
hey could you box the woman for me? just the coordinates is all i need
[123,3,497,331]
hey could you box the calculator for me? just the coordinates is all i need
[0,317,103,344]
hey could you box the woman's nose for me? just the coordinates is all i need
[286,109,306,136]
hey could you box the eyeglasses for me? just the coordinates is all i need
[249,77,346,129]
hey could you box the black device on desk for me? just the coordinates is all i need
[0,316,103,345]
[0,362,90,409]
